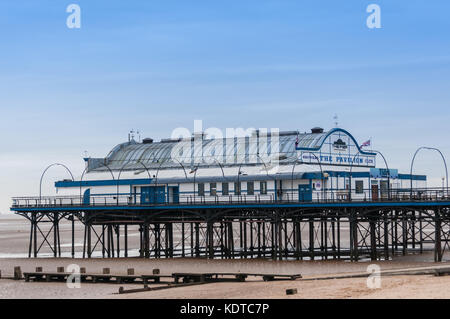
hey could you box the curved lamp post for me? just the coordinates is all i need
[236,163,244,200]
[79,163,116,205]
[212,158,227,180]
[349,150,390,201]
[153,160,165,188]
[152,160,167,203]
[39,163,75,201]
[173,158,189,180]
[298,152,324,201]
[256,154,270,177]
[255,153,272,200]
[190,165,200,203]
[117,161,153,204]
[290,158,303,201]
[410,147,448,198]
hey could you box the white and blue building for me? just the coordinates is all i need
[54,127,427,205]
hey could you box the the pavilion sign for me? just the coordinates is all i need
[299,152,375,167]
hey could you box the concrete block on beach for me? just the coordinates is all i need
[286,289,298,295]
[103,268,110,274]
[127,268,135,276]
[153,268,160,275]
[57,267,65,273]
[14,267,22,280]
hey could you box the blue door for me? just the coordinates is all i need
[83,189,91,205]
[298,184,312,202]
[168,186,179,204]
[141,186,166,204]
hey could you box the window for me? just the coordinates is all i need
[260,181,267,195]
[380,180,388,196]
[198,183,205,196]
[355,180,364,194]
[247,182,254,195]
[234,182,241,195]
[210,183,217,196]
[222,183,229,196]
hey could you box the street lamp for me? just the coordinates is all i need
[349,150,390,201]
[39,163,74,202]
[80,163,116,205]
[410,146,448,199]
[190,165,199,203]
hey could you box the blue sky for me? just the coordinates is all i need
[0,0,450,213]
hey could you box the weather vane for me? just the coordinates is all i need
[333,114,339,127]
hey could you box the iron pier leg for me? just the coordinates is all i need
[57,216,61,257]
[181,222,185,258]
[195,223,200,258]
[419,211,424,254]
[295,219,301,260]
[168,223,174,258]
[144,223,150,259]
[228,221,235,259]
[309,219,314,260]
[337,217,341,259]
[207,221,214,259]
[139,226,143,258]
[190,223,194,257]
[435,209,442,262]
[116,225,120,258]
[28,216,33,258]
[331,217,337,259]
[71,214,75,258]
[53,213,58,258]
[350,213,358,261]
[250,220,254,258]
[323,217,328,260]
[33,215,37,258]
[278,218,283,261]
[384,212,389,260]
[243,221,248,259]
[284,220,288,259]
[155,223,161,258]
[124,225,128,258]
[239,221,243,258]
[87,222,92,258]
[257,221,261,258]
[164,223,169,258]
[402,212,407,256]
[82,220,87,259]
[370,217,377,261]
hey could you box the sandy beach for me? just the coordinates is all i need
[1,256,449,299]
[1,214,450,299]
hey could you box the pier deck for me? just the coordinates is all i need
[10,189,450,262]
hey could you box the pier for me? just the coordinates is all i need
[10,188,450,262]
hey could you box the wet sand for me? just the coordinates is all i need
[1,214,450,299]
[112,274,450,299]
[1,257,449,299]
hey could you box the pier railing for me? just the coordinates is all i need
[11,187,450,208]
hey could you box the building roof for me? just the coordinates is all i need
[86,128,372,172]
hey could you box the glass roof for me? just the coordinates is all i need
[90,130,330,171]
